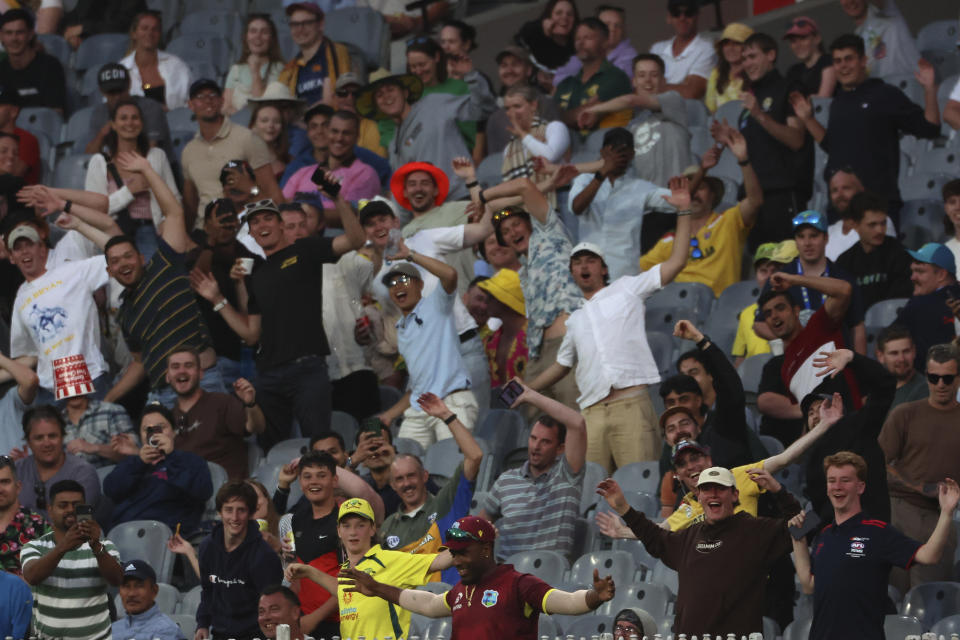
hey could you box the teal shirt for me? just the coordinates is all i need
[555,59,632,113]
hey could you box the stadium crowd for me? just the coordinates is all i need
[0,0,959,638]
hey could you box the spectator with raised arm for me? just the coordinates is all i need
[500,85,570,196]
[0,345,39,459]
[945,77,960,131]
[477,379,586,560]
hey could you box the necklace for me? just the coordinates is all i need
[465,585,476,607]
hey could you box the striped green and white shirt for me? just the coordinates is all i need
[20,531,120,640]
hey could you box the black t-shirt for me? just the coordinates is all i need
[894,287,959,371]
[823,78,941,207]
[785,55,832,97]
[758,355,804,447]
[515,20,574,70]
[739,69,811,194]
[834,237,913,311]
[246,235,338,370]
[0,52,66,110]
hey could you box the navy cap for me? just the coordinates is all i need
[189,78,222,99]
[121,559,157,582]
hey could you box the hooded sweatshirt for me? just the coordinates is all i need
[196,522,284,637]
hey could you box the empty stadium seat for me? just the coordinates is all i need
[52,154,93,190]
[562,616,612,638]
[230,106,253,127]
[569,550,638,593]
[901,581,960,629]
[645,300,700,337]
[714,99,744,128]
[37,34,71,69]
[864,298,909,327]
[394,436,425,458]
[595,491,659,522]
[784,614,812,640]
[504,549,569,584]
[900,199,945,240]
[579,461,606,515]
[476,151,502,188]
[703,311,739,355]
[205,461,229,519]
[646,330,675,378]
[171,129,196,161]
[107,520,175,584]
[885,614,922,639]
[883,73,925,106]
[737,353,772,396]
[331,410,359,447]
[326,7,391,71]
[538,614,560,638]
[62,106,98,153]
[612,461,660,495]
[685,98,710,128]
[178,585,202,615]
[916,147,959,176]
[422,617,452,639]
[923,49,960,83]
[652,559,679,595]
[166,107,196,132]
[170,614,197,639]
[811,96,831,128]
[917,19,960,52]
[689,124,712,157]
[74,33,130,73]
[265,437,310,465]
[378,385,402,412]
[115,582,179,615]
[423,437,464,481]
[612,538,658,579]
[901,172,953,202]
[715,280,762,317]
[247,441,264,474]
[166,35,233,77]
[475,409,527,459]
[17,107,63,141]
[583,127,611,153]
[178,10,244,49]
[759,434,784,456]
[598,583,672,618]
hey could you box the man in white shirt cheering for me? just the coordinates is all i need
[649,0,717,99]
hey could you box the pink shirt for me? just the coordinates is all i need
[281,158,381,206]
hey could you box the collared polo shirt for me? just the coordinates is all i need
[111,603,186,640]
[555,59,633,129]
[810,512,920,640]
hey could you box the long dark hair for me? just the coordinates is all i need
[407,37,448,84]
[539,0,580,40]
[237,14,284,66]
[103,98,150,159]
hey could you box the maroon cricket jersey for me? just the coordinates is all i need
[443,564,554,640]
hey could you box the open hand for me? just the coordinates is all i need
[595,510,632,539]
[417,392,451,419]
[662,175,691,211]
[451,156,476,181]
[813,349,853,378]
[788,91,812,121]
[115,151,150,174]
[915,58,936,89]
[339,566,381,597]
[596,478,629,515]
[189,268,223,303]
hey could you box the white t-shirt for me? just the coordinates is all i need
[824,218,898,262]
[371,226,478,335]
[650,34,717,84]
[11,256,109,391]
[556,266,663,409]
[950,77,960,103]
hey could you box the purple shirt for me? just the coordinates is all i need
[552,38,639,86]
[281,157,380,206]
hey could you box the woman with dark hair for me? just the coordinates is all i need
[705,23,752,113]
[223,15,286,115]
[514,0,579,84]
[84,98,178,259]
[439,19,477,79]
[119,11,191,110]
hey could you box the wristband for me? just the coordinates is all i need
[676,209,692,216]
[63,200,72,214]
[478,189,488,206]
[212,299,227,313]
[465,180,479,189]
[244,400,257,408]
[442,414,457,425]
[593,171,604,182]
[405,251,416,263]
[696,335,710,349]
[737,158,750,166]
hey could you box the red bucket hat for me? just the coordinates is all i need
[389,162,450,212]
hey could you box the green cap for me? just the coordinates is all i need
[752,243,777,265]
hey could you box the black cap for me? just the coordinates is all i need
[358,200,396,225]
[189,78,222,99]
[97,63,130,93]
[121,559,157,582]
[0,85,19,107]
[0,9,34,30]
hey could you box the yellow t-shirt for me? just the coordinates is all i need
[338,545,438,640]
[665,459,766,531]
[638,205,749,297]
[705,68,746,114]
[731,302,771,359]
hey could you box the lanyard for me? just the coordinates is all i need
[797,260,828,310]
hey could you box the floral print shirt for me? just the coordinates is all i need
[1,505,50,574]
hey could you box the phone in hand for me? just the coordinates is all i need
[788,503,821,540]
[360,417,383,438]
[311,165,341,198]
[498,380,524,407]
[75,504,93,523]
[145,425,162,447]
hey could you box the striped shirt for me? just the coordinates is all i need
[479,456,583,560]
[20,532,120,639]
[117,238,212,389]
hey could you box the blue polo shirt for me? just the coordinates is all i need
[111,603,186,640]
[295,46,329,104]
[810,512,920,640]
[397,285,470,408]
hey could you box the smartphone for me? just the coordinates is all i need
[498,380,524,406]
[311,165,341,198]
[944,283,960,301]
[145,425,162,447]
[360,417,383,437]
[788,503,821,540]
[75,504,93,523]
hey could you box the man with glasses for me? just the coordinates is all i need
[649,0,716,99]
[278,2,352,105]
[0,454,49,575]
[21,479,122,640]
[333,72,387,157]
[639,121,762,295]
[0,9,66,113]
[880,343,960,595]
[189,181,365,451]
[180,79,284,228]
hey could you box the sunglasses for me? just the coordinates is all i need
[35,480,45,511]
[690,237,703,260]
[386,275,413,288]
[792,211,825,228]
[406,35,433,47]
[927,373,957,385]
[336,87,360,98]
[492,207,524,225]
[669,7,697,17]
[446,526,482,542]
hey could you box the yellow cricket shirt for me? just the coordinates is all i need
[638,205,749,297]
[665,459,766,531]
[338,545,437,640]
[732,302,771,359]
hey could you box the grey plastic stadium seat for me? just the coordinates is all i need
[612,461,661,495]
[758,434,784,456]
[784,614,812,640]
[916,147,959,176]
[883,73,925,106]
[171,129,196,162]
[254,462,303,505]
[715,280,762,317]
[394,436,425,458]
[714,99,744,128]
[538,614,560,638]
[703,311,739,355]
[613,538,658,579]
[166,107,196,132]
[331,410,358,448]
[685,98,709,128]
[62,106,97,153]
[901,581,960,629]
[652,559,679,595]
[737,353,773,395]
[74,34,130,73]
[230,106,252,127]
[476,151,503,188]
[933,613,960,636]
[205,461,229,520]
[184,0,247,13]
[811,96,831,128]
[170,614,197,638]
[52,154,93,190]
[885,614,922,639]
[325,7,391,71]
[900,222,937,250]
[579,461,606,515]
[96,464,115,486]
[166,35,232,77]
[107,520,175,584]
[115,582,179,615]
[423,617,452,639]
[178,11,244,48]
[562,616,611,638]
[247,441,264,474]
[598,583,672,618]
[655,281,716,321]
[899,199,946,243]
[178,585,202,615]
[923,49,960,83]
[689,124,712,158]
[645,301,701,338]
[918,20,960,52]
[583,127,611,153]
[17,107,63,141]
[505,550,569,584]
[646,330,675,379]
[37,34,71,69]
[569,550,638,590]
[475,409,527,457]
[378,385,402,413]
[902,172,953,202]
[424,437,463,481]
[265,437,310,466]
[864,298,909,328]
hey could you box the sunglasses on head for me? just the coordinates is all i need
[928,373,957,385]
[387,274,413,288]
[445,526,482,542]
[406,35,433,47]
[669,6,697,18]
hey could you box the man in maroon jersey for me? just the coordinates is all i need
[340,515,615,639]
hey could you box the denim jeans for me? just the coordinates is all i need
[255,355,331,451]
[134,223,159,262]
[147,362,227,407]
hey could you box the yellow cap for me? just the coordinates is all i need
[770,239,799,264]
[338,498,375,522]
[719,22,754,44]
[477,269,526,316]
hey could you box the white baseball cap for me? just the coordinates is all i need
[570,241,605,261]
[7,224,40,250]
[696,466,736,488]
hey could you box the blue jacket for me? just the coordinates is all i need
[104,450,213,535]
[112,603,186,640]
[196,522,283,637]
[0,570,31,639]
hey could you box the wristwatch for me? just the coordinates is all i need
[212,299,227,313]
